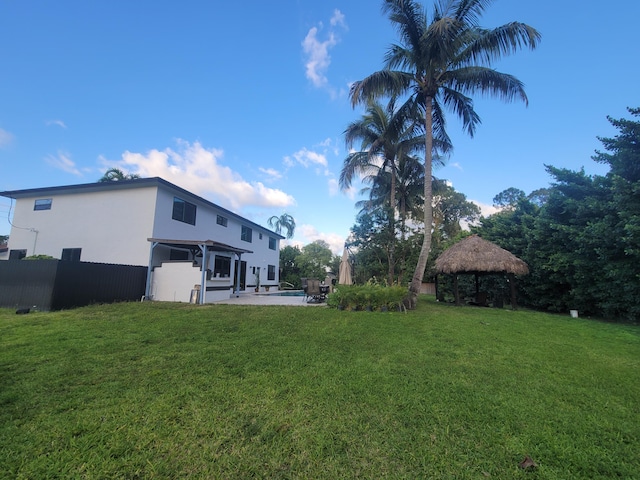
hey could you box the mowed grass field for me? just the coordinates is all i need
[1,297,638,479]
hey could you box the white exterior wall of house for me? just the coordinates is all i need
[150,186,281,290]
[1,178,282,298]
[5,186,157,265]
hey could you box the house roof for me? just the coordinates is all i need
[148,238,253,255]
[435,235,529,275]
[0,177,285,239]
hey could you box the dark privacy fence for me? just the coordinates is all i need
[0,260,147,311]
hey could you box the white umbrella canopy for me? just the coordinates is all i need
[338,247,352,285]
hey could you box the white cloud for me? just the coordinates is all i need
[110,140,295,211]
[471,199,500,218]
[330,9,347,29]
[296,224,345,256]
[302,10,347,95]
[283,147,328,169]
[328,178,340,196]
[0,128,14,148]
[45,151,82,176]
[46,119,67,129]
[258,167,283,182]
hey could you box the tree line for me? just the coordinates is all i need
[344,107,640,322]
[472,108,640,321]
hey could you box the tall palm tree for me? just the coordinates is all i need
[350,0,540,307]
[268,213,296,239]
[341,98,427,284]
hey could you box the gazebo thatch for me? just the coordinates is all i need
[435,235,529,308]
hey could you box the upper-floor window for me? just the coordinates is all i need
[216,215,228,227]
[269,237,277,250]
[241,225,252,243]
[34,199,52,211]
[172,197,197,225]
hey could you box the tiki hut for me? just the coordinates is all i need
[435,235,529,308]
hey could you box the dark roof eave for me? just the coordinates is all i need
[148,238,253,255]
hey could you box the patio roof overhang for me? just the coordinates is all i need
[147,238,253,255]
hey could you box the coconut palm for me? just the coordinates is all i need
[268,213,296,239]
[341,98,429,284]
[350,0,540,307]
[98,168,140,182]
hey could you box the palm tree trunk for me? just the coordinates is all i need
[388,165,397,285]
[407,96,434,308]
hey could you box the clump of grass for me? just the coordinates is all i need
[1,299,638,478]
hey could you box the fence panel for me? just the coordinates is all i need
[0,260,58,310]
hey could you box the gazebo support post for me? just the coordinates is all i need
[474,273,480,296]
[435,274,439,301]
[453,275,460,306]
[508,273,518,310]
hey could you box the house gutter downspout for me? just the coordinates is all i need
[145,241,159,300]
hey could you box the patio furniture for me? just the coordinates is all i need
[305,279,328,303]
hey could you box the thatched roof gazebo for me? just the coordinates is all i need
[435,235,529,308]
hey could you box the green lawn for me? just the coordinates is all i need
[1,298,638,479]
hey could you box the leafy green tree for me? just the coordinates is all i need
[474,108,640,320]
[99,168,140,182]
[493,187,526,211]
[593,107,640,182]
[279,245,302,287]
[350,0,540,307]
[268,213,296,239]
[296,240,334,281]
[433,180,481,239]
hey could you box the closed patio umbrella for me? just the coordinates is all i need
[338,247,352,285]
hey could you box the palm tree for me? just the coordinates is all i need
[268,213,296,239]
[350,0,540,307]
[98,168,141,182]
[341,98,428,284]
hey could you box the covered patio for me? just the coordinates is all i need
[146,238,253,304]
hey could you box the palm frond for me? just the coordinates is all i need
[461,22,541,66]
[445,66,528,105]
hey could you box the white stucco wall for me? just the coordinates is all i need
[152,188,281,287]
[6,187,157,265]
[150,262,202,303]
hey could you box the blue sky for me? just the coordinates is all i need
[1,1,638,254]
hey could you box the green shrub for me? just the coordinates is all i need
[327,283,407,312]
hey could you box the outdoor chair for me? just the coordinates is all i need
[305,278,326,303]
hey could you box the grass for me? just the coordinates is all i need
[1,298,638,479]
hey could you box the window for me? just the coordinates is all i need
[172,197,197,225]
[34,198,52,211]
[216,215,228,227]
[259,233,263,240]
[9,249,26,260]
[269,237,277,250]
[267,264,276,281]
[61,248,81,261]
[241,225,252,243]
[214,255,231,278]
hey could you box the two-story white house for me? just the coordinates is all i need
[0,177,284,303]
